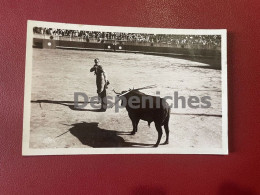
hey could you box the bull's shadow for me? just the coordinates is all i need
[69,122,152,148]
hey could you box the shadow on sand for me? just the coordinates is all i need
[31,100,101,112]
[68,122,153,148]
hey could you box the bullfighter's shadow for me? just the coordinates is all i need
[31,100,101,112]
[69,122,153,148]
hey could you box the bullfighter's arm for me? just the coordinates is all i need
[90,65,96,72]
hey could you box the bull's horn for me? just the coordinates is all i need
[113,89,121,95]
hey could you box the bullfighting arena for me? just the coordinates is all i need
[29,48,222,149]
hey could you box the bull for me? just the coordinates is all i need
[113,87,171,147]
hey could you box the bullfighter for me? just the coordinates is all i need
[90,58,109,111]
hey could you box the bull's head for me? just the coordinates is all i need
[113,89,132,97]
[112,88,133,108]
[113,88,134,95]
[112,89,121,95]
[111,85,156,108]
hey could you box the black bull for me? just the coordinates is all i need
[115,90,171,147]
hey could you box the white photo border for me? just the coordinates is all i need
[22,20,228,156]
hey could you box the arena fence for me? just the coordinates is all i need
[33,37,221,59]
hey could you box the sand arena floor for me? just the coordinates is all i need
[29,48,222,149]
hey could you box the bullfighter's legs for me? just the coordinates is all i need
[154,123,163,147]
[100,89,107,111]
[96,96,101,104]
[96,82,102,104]
[97,92,101,104]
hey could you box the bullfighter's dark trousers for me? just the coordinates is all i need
[98,89,107,111]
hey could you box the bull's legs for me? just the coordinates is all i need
[134,119,140,134]
[163,123,169,145]
[130,117,140,135]
[163,114,170,144]
[154,123,163,147]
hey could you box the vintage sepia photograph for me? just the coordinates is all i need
[22,20,228,155]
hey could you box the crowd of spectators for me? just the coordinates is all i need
[33,27,221,48]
